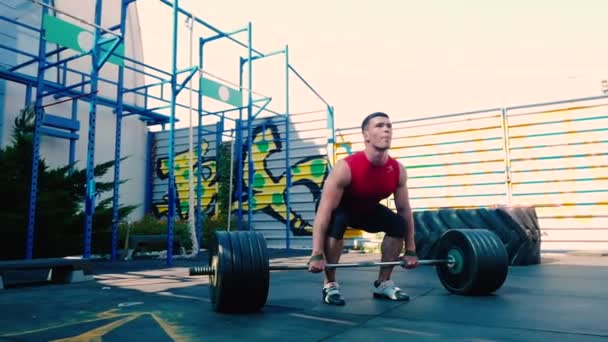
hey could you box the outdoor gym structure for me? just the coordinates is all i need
[0,0,334,266]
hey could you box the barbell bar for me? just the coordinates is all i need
[190,228,509,313]
[191,257,454,274]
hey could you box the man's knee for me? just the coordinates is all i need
[385,214,407,239]
[326,209,349,240]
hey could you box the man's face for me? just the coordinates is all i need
[363,116,392,150]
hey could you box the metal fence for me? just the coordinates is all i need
[335,95,608,251]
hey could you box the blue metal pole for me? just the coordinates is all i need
[166,0,179,266]
[287,64,331,107]
[216,118,223,177]
[43,52,92,71]
[26,0,49,259]
[247,22,253,232]
[196,38,204,246]
[69,99,77,170]
[25,85,33,106]
[110,0,129,262]
[215,118,223,217]
[326,105,335,166]
[501,108,513,205]
[144,131,154,215]
[250,48,285,62]
[144,87,148,110]
[8,46,68,72]
[0,15,40,32]
[43,80,89,98]
[284,44,291,249]
[158,0,265,57]
[237,59,244,231]
[61,61,67,86]
[82,0,103,259]
[236,117,243,230]
[203,26,248,44]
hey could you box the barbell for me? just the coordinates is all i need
[189,229,509,313]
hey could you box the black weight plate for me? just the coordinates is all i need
[472,229,509,294]
[208,231,219,308]
[242,231,270,312]
[218,230,250,313]
[436,229,509,295]
[435,229,476,294]
[209,231,234,312]
[252,231,269,309]
[234,231,265,312]
[227,230,243,311]
[210,231,271,313]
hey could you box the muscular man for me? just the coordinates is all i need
[308,112,419,306]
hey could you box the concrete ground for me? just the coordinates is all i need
[1,250,607,341]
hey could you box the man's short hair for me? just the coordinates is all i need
[361,112,389,132]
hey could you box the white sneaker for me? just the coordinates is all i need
[373,280,410,301]
[322,282,345,305]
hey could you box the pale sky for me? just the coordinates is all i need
[137,0,608,129]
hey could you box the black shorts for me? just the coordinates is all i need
[326,204,407,240]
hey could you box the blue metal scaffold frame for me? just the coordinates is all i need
[0,0,335,265]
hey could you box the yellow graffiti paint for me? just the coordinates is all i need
[154,139,218,219]
[151,123,354,237]
[241,126,329,235]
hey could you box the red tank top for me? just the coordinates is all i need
[340,151,400,213]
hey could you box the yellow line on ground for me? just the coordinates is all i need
[151,313,188,341]
[0,310,131,337]
[50,313,143,342]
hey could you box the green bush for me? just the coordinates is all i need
[0,106,137,259]
[216,141,233,216]
[119,213,244,251]
[118,214,191,249]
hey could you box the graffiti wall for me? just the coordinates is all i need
[239,119,329,238]
[152,137,219,220]
[151,111,335,248]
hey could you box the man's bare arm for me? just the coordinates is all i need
[393,163,415,252]
[311,159,351,255]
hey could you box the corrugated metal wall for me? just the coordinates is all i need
[151,110,334,249]
[336,97,608,252]
[506,98,608,251]
[153,96,608,251]
[151,123,221,220]
[238,111,331,248]
[337,109,508,210]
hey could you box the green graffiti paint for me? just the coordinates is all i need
[311,159,325,178]
[253,173,266,188]
[257,141,269,153]
[272,193,284,205]
[293,166,301,174]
